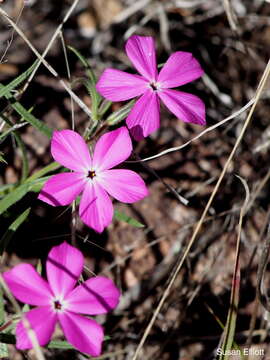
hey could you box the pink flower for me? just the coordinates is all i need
[3,242,120,356]
[96,35,205,140]
[38,126,148,233]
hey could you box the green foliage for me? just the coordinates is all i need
[68,46,102,121]
[0,208,31,254]
[0,60,38,99]
[0,85,52,138]
[0,177,49,216]
[114,210,145,228]
[106,99,135,125]
[0,343,8,358]
[0,153,6,164]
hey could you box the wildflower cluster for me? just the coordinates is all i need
[3,35,205,356]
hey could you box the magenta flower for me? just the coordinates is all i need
[38,126,148,233]
[96,35,205,140]
[3,242,120,356]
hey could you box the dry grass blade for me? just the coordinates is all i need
[128,92,266,163]
[0,0,25,64]
[132,58,270,360]
[219,176,249,360]
[223,0,239,32]
[0,4,92,119]
[113,0,151,23]
[21,0,80,93]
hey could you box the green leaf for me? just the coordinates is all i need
[0,84,52,138]
[106,99,135,125]
[0,183,30,215]
[68,46,97,84]
[0,60,38,99]
[0,177,49,216]
[47,335,110,350]
[0,208,31,254]
[0,288,4,326]
[0,184,15,196]
[26,162,60,182]
[205,304,243,357]
[84,80,101,121]
[68,46,101,120]
[13,132,29,182]
[98,99,112,118]
[0,343,8,358]
[0,152,6,164]
[47,340,74,350]
[114,210,144,228]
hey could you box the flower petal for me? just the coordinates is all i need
[93,127,132,171]
[59,312,104,357]
[51,130,92,172]
[16,306,57,349]
[126,90,160,140]
[98,169,148,203]
[79,181,113,233]
[66,276,120,315]
[125,35,158,81]
[46,242,84,298]
[38,173,86,206]
[158,89,206,125]
[96,69,148,101]
[158,51,204,88]
[3,264,52,306]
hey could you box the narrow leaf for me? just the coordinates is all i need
[0,208,31,254]
[114,210,144,228]
[26,162,60,182]
[0,183,30,215]
[47,340,74,350]
[106,99,135,125]
[0,288,4,325]
[0,177,49,215]
[0,343,8,358]
[68,46,97,83]
[0,60,38,99]
[219,176,249,360]
[68,46,102,120]
[13,132,29,182]
[0,84,52,138]
[0,152,6,164]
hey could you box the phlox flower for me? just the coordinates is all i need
[38,126,148,233]
[96,35,205,140]
[3,242,120,356]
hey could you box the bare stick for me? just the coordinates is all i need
[132,58,270,360]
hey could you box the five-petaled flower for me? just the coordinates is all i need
[3,242,120,356]
[38,126,148,233]
[96,35,206,140]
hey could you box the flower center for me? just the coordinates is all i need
[87,170,96,179]
[54,300,62,310]
[149,81,160,91]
